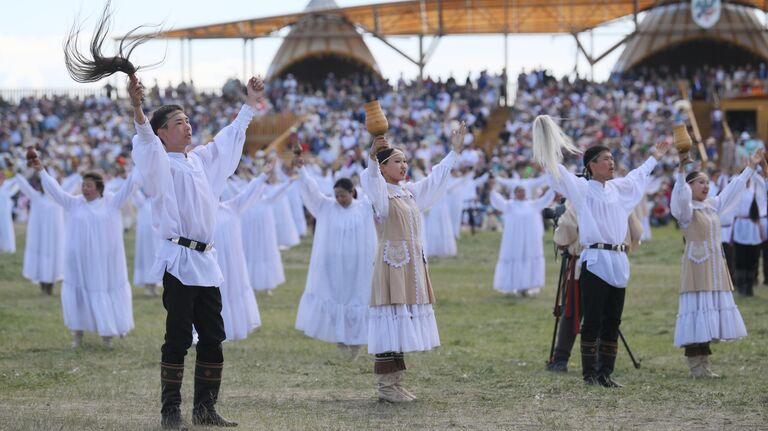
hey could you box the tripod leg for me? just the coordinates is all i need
[618,329,641,369]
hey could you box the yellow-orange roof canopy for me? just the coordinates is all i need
[145,0,768,39]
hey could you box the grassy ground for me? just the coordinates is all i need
[0,223,766,430]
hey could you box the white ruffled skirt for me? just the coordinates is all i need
[295,293,368,345]
[493,256,545,293]
[367,304,440,354]
[673,291,747,347]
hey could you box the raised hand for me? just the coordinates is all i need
[128,75,145,107]
[748,147,764,170]
[263,158,277,174]
[369,135,390,160]
[678,151,693,172]
[652,136,672,161]
[451,121,467,153]
[245,76,265,109]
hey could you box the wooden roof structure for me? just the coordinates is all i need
[266,0,381,80]
[146,0,768,40]
[613,2,768,72]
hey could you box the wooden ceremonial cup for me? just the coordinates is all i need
[364,100,389,137]
[673,124,692,155]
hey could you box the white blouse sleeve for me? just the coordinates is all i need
[13,175,41,201]
[548,165,588,210]
[713,167,753,215]
[191,104,258,198]
[360,157,389,220]
[670,172,693,228]
[223,174,267,215]
[532,188,557,211]
[265,181,293,204]
[131,119,172,200]
[405,151,458,211]
[39,170,82,210]
[106,172,139,211]
[490,190,508,212]
[299,167,334,218]
[611,156,658,211]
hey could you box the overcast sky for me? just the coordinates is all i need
[0,0,638,89]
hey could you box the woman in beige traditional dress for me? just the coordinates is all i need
[360,123,466,403]
[670,150,761,378]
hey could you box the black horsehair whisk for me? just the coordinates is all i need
[64,0,164,83]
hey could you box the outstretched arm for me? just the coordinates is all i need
[129,75,171,200]
[193,77,266,197]
[299,165,335,218]
[38,170,81,210]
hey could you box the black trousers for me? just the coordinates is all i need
[161,271,225,365]
[579,264,626,345]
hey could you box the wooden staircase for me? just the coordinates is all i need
[476,106,512,156]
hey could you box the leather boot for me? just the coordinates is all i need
[192,361,237,427]
[160,362,187,430]
[71,331,83,350]
[580,340,598,385]
[596,340,623,388]
[699,355,721,378]
[392,370,416,401]
[376,372,410,403]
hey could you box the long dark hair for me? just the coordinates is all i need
[63,0,161,83]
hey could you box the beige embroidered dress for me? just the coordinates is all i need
[670,169,749,347]
[361,151,457,354]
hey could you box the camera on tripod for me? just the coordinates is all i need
[542,197,567,226]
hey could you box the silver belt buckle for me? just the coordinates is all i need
[171,237,180,245]
[204,243,213,252]
[188,240,198,250]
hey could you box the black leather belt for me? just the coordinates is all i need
[588,243,627,252]
[169,237,213,252]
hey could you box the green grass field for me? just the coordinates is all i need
[0,223,766,430]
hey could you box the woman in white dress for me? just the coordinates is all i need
[491,184,556,296]
[14,173,65,295]
[216,162,273,341]
[241,180,294,293]
[294,160,376,357]
[31,158,137,348]
[0,175,18,253]
[423,192,457,257]
[360,123,466,403]
[670,151,756,377]
[267,173,301,249]
[132,188,162,296]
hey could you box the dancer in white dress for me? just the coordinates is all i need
[0,175,18,253]
[491,184,556,296]
[14,174,65,295]
[132,188,162,296]
[31,158,137,348]
[670,151,756,377]
[268,173,301,249]
[241,179,294,293]
[361,123,466,403]
[215,162,273,341]
[423,192,457,257]
[294,159,376,356]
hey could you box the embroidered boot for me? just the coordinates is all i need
[596,340,623,388]
[699,355,721,378]
[392,370,416,401]
[376,373,410,403]
[160,362,187,430]
[581,340,599,385]
[192,361,238,427]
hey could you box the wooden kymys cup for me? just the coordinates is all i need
[673,124,692,156]
[364,100,388,137]
[26,146,38,168]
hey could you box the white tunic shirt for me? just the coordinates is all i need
[549,157,658,287]
[131,104,257,287]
